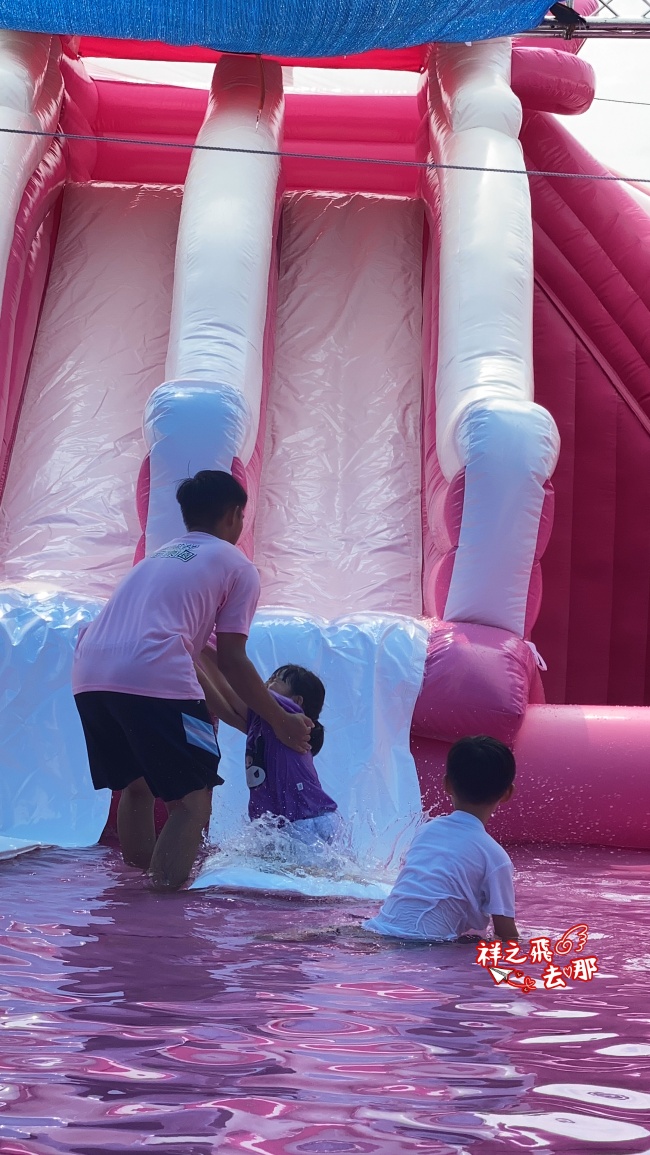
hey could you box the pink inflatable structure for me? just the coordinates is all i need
[0,20,649,856]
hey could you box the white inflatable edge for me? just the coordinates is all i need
[428,40,560,637]
[0,32,64,312]
[192,609,428,898]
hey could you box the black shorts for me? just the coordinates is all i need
[74,691,223,803]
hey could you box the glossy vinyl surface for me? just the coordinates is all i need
[255,192,424,620]
[1,844,649,1153]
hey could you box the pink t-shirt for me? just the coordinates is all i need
[72,532,260,699]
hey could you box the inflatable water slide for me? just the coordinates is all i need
[0,11,649,869]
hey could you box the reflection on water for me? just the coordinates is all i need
[0,845,649,1153]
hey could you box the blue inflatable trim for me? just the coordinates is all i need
[0,0,552,57]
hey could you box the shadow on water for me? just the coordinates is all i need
[0,844,649,1153]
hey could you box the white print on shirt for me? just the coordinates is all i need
[246,763,266,788]
[151,542,200,563]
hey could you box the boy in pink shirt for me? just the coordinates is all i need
[73,470,312,890]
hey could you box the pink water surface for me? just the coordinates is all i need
[1,845,650,1154]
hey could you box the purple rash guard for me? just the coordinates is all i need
[246,692,338,823]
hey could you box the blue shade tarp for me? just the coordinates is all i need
[0,0,552,57]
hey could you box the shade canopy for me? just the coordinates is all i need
[2,0,551,58]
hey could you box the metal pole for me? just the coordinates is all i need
[529,18,650,37]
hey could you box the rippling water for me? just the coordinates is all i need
[1,845,650,1154]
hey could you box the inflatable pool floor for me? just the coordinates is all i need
[1,842,649,1153]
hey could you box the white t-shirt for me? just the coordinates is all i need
[365,810,515,941]
[72,532,260,699]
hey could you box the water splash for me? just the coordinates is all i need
[192,810,425,898]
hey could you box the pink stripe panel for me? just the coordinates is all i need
[92,82,420,193]
[0,142,66,497]
[235,198,283,562]
[93,138,418,197]
[88,66,598,192]
[532,280,650,706]
[76,37,428,72]
[133,454,150,565]
[523,110,650,414]
[523,481,555,638]
[419,165,442,620]
[60,52,99,180]
[523,111,650,706]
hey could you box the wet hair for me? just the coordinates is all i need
[176,470,247,531]
[446,735,516,805]
[270,665,325,756]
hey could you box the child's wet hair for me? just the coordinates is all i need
[446,735,515,805]
[270,665,325,755]
[176,470,247,531]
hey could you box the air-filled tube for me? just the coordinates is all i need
[143,54,284,552]
[426,39,559,639]
[414,39,561,745]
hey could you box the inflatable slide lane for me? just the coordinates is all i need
[0,27,649,873]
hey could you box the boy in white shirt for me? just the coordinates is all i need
[365,735,518,942]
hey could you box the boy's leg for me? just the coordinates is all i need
[148,786,213,891]
[117,777,157,870]
[75,692,154,869]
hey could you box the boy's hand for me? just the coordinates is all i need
[195,663,247,733]
[273,710,313,754]
[216,633,313,752]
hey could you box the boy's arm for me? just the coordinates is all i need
[197,647,248,721]
[203,634,313,753]
[487,861,517,941]
[194,663,248,733]
[492,915,519,941]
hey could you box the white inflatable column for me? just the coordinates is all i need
[429,41,559,637]
[144,55,284,552]
[0,33,63,311]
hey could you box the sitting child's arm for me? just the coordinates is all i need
[195,659,248,734]
[492,914,519,941]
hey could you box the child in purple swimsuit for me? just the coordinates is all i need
[198,661,339,845]
[246,665,339,845]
